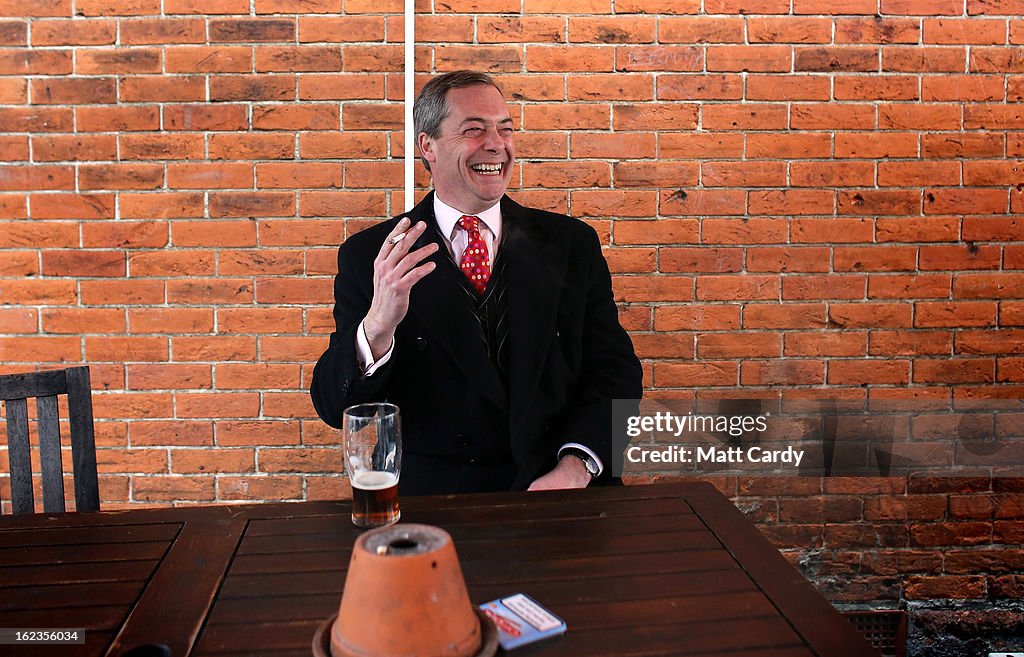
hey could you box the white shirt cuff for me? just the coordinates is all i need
[356,319,394,376]
[558,442,604,478]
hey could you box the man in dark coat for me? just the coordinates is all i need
[311,71,642,495]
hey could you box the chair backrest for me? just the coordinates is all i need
[0,366,99,514]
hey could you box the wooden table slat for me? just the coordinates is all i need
[0,523,181,549]
[0,604,129,631]
[242,496,693,538]
[0,581,143,611]
[0,541,172,567]
[238,510,706,554]
[0,561,158,587]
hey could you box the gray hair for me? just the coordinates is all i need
[413,71,503,171]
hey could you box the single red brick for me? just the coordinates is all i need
[129,250,215,277]
[954,273,1024,299]
[613,275,693,302]
[0,47,72,75]
[433,45,521,73]
[522,104,609,130]
[741,360,825,386]
[569,15,655,44]
[477,16,565,43]
[916,302,999,328]
[753,16,831,43]
[76,48,160,74]
[212,74,295,102]
[255,45,341,72]
[298,191,387,218]
[120,74,206,102]
[868,273,951,299]
[658,73,743,101]
[615,0,699,11]
[829,359,910,385]
[258,447,342,474]
[32,77,115,104]
[883,46,966,72]
[836,131,919,158]
[568,74,653,101]
[905,575,986,599]
[121,134,205,161]
[697,275,779,301]
[79,164,163,191]
[661,190,746,217]
[219,476,303,501]
[660,16,743,43]
[127,364,212,391]
[0,0,69,18]
[85,336,167,362]
[629,333,693,359]
[76,106,159,132]
[698,332,781,358]
[838,190,922,216]
[791,161,875,188]
[133,476,215,502]
[924,17,1005,44]
[165,46,251,73]
[615,45,702,72]
[31,18,115,45]
[570,190,657,218]
[128,308,213,334]
[215,420,299,446]
[653,361,738,388]
[653,305,740,331]
[40,308,124,334]
[298,73,384,101]
[870,331,952,356]
[957,330,1024,355]
[41,250,125,277]
[749,189,834,216]
[784,275,866,300]
[0,165,74,191]
[30,192,114,219]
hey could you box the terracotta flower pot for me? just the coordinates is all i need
[315,523,497,657]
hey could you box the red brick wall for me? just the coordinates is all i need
[1,0,1022,641]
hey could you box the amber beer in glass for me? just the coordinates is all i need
[343,403,401,528]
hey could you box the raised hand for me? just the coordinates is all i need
[362,218,439,359]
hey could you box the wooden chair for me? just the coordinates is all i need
[1,366,99,514]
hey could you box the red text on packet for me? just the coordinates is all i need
[483,607,522,638]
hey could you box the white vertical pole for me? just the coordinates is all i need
[403,0,415,212]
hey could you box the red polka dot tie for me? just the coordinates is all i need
[458,215,490,295]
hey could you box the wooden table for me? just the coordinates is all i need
[0,482,878,657]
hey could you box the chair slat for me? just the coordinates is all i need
[4,398,34,514]
[65,367,99,513]
[36,395,66,514]
[0,369,68,401]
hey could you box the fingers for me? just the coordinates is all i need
[392,242,438,280]
[377,217,411,262]
[401,259,437,287]
[378,218,429,264]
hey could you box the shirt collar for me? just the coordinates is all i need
[433,194,502,242]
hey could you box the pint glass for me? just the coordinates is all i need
[343,402,401,528]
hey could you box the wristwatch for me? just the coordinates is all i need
[559,447,600,480]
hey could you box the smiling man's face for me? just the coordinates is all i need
[418,84,515,215]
